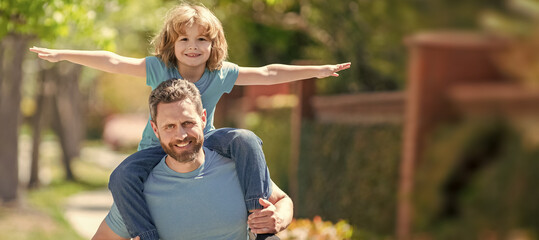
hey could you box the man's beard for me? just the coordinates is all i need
[161,136,203,163]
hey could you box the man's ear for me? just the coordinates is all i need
[201,109,207,129]
[150,120,159,138]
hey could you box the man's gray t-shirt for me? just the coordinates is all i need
[105,147,248,239]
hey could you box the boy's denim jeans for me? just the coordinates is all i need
[108,128,272,240]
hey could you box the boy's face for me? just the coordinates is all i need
[174,24,212,71]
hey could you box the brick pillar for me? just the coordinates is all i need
[396,32,506,240]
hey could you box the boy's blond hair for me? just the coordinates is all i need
[152,3,228,71]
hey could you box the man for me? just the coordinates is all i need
[92,78,293,240]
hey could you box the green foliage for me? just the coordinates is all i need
[244,110,401,236]
[198,0,509,95]
[480,0,539,88]
[301,0,415,93]
[244,109,292,191]
[0,0,123,50]
[415,118,539,239]
[210,0,313,67]
[297,121,401,236]
[481,0,539,36]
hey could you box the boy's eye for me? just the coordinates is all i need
[198,37,208,41]
[178,38,188,41]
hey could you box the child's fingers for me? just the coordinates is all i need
[29,47,41,53]
[338,62,351,70]
[29,47,48,54]
[329,62,350,77]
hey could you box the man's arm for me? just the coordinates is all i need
[29,47,146,78]
[92,219,130,240]
[235,62,351,86]
[248,181,293,234]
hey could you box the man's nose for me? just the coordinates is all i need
[174,127,188,140]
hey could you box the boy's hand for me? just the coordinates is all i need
[247,198,284,234]
[318,62,351,78]
[29,47,62,62]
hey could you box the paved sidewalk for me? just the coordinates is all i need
[18,134,131,238]
[65,189,113,239]
[64,145,127,239]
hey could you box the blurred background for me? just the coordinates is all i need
[1,0,538,239]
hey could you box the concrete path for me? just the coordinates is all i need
[64,145,127,239]
[18,133,132,239]
[65,189,114,239]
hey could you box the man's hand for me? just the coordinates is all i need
[29,47,63,62]
[248,198,285,234]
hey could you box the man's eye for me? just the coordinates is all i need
[165,124,175,129]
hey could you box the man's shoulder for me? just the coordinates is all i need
[203,147,233,168]
[148,155,169,175]
[203,147,230,161]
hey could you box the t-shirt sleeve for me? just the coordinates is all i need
[220,62,239,93]
[104,203,131,239]
[145,56,168,89]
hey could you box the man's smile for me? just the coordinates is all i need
[174,141,191,148]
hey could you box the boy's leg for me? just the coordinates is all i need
[204,128,272,211]
[108,145,165,240]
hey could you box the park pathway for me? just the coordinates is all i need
[65,189,113,239]
[63,145,126,239]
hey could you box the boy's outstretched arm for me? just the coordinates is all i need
[29,47,146,78]
[236,62,351,86]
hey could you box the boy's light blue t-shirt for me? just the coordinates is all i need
[139,56,239,150]
[105,147,248,239]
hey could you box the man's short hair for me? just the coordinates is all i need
[149,78,203,122]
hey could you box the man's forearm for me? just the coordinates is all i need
[272,192,293,231]
[269,181,294,231]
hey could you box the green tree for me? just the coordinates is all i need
[205,0,507,94]
[0,0,118,201]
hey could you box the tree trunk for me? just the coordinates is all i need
[50,63,84,181]
[0,34,30,203]
[28,63,54,189]
[0,43,4,94]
